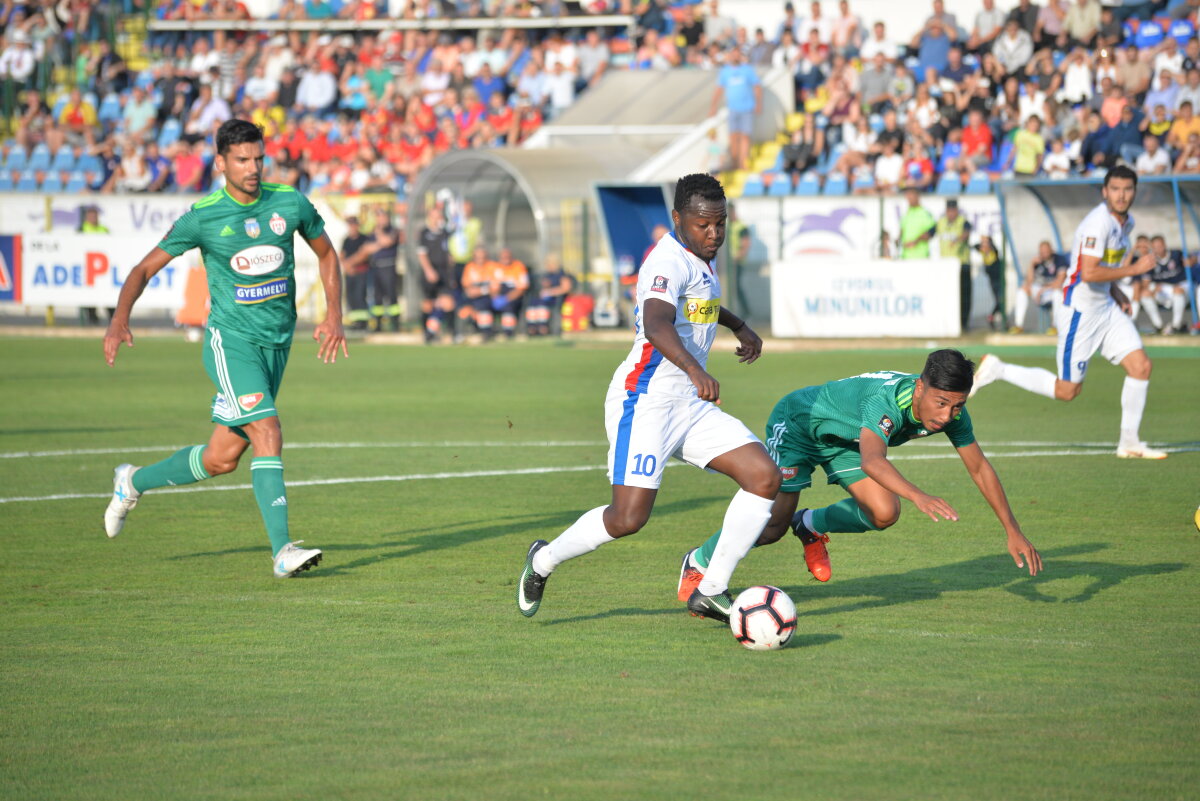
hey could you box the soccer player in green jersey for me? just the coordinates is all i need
[102,119,348,578]
[677,350,1042,603]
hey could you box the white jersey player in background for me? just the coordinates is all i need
[517,174,781,623]
[971,165,1166,459]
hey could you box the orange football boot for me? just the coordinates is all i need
[792,509,832,582]
[677,551,705,602]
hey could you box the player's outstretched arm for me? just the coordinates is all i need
[717,307,762,364]
[103,247,175,367]
[643,297,719,402]
[307,231,348,364]
[956,441,1042,576]
[860,429,958,522]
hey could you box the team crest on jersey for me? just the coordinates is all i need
[244,218,261,238]
[238,392,264,411]
[878,415,895,436]
[269,212,287,236]
[780,466,798,480]
[1084,236,1096,249]
[651,275,669,292]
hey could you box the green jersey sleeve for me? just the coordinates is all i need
[858,392,902,441]
[157,208,202,256]
[294,190,326,241]
[945,407,976,448]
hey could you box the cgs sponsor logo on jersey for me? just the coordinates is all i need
[235,277,289,304]
[231,245,284,276]
[244,218,261,238]
[269,212,287,236]
[683,297,720,323]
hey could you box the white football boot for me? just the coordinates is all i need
[969,353,1004,398]
[273,541,323,578]
[104,464,141,538]
[1115,442,1168,460]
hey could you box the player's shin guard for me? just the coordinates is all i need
[813,498,879,534]
[532,506,613,576]
[131,445,211,493]
[251,457,290,556]
[697,490,774,596]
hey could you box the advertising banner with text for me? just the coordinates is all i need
[771,258,961,338]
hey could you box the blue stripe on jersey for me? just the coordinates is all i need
[634,348,664,393]
[611,391,641,485]
[1062,309,1082,381]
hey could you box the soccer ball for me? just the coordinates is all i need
[729,586,797,651]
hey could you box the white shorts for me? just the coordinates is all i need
[1055,302,1144,383]
[1031,283,1059,306]
[604,387,759,489]
[1151,283,1185,306]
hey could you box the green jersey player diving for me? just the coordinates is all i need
[102,119,348,578]
[677,349,1043,603]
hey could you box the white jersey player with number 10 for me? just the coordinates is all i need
[516,174,784,626]
[970,165,1166,459]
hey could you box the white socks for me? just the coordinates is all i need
[1000,361,1058,399]
[697,489,775,597]
[533,506,614,576]
[1140,296,1164,329]
[1013,291,1030,329]
[1171,292,1186,329]
[1119,377,1149,444]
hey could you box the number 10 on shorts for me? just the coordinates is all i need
[630,453,658,476]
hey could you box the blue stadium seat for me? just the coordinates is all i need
[795,171,820,196]
[988,141,1014,175]
[78,154,103,175]
[50,148,76,173]
[767,174,793,196]
[27,143,51,171]
[868,114,884,133]
[935,173,962,195]
[16,170,39,191]
[98,93,123,125]
[4,146,27,172]
[0,173,12,192]
[742,173,765,196]
[817,143,845,175]
[51,93,68,119]
[823,172,849,196]
[966,172,992,194]
[64,171,87,193]
[852,172,875,193]
[158,117,182,147]
[41,173,64,192]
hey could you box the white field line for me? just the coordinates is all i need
[1,444,1196,505]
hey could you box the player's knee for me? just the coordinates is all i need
[865,499,900,530]
[1127,356,1152,380]
[604,506,649,537]
[1055,381,1082,401]
[740,462,782,499]
[203,453,239,476]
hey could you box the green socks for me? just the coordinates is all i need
[812,498,877,534]
[251,457,290,556]
[693,497,881,569]
[131,446,210,493]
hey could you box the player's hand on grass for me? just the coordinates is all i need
[913,492,958,523]
[1007,531,1042,576]
[313,318,348,364]
[103,321,133,367]
[732,323,763,364]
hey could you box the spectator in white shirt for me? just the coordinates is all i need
[859,21,897,61]
[993,18,1034,75]
[294,64,338,117]
[1152,37,1183,88]
[1042,138,1072,178]
[967,0,1006,54]
[799,0,833,46]
[1135,134,1171,175]
[1059,49,1093,105]
[871,138,905,194]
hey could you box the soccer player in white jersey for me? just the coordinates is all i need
[971,166,1166,459]
[516,174,781,623]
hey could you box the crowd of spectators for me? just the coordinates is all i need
[2,0,1200,198]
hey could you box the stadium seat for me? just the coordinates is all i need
[16,170,39,191]
[823,172,849,196]
[966,172,992,194]
[742,173,765,196]
[64,171,87,193]
[158,117,182,148]
[51,93,68,119]
[78,154,103,175]
[50,148,76,173]
[795,171,820,196]
[988,141,1014,175]
[98,93,123,125]
[4,146,27,172]
[852,172,875,193]
[41,173,63,192]
[765,173,791,196]
[27,144,51,171]
[868,114,884,133]
[0,173,12,192]
[935,173,962,195]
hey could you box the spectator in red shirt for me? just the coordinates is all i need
[171,141,204,192]
[961,108,994,179]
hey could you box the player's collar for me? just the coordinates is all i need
[670,231,715,273]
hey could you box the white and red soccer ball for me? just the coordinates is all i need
[730,585,797,650]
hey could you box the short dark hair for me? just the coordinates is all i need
[922,349,975,394]
[1104,164,1138,188]
[674,173,725,213]
[216,119,264,156]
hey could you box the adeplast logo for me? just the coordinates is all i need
[230,245,284,276]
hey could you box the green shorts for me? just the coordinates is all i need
[764,388,866,492]
[202,326,290,437]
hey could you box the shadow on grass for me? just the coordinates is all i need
[169,495,729,575]
[779,543,1185,617]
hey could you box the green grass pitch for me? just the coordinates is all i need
[1,335,1197,801]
